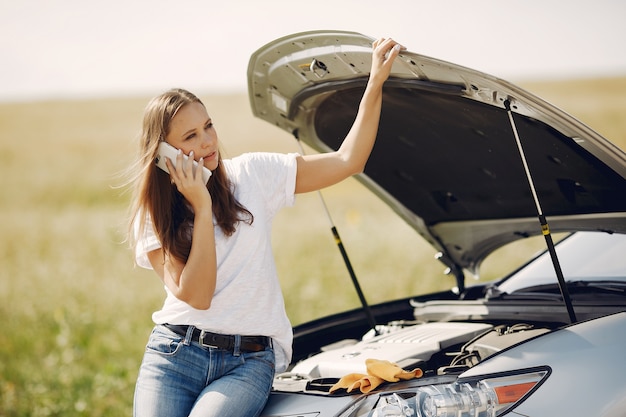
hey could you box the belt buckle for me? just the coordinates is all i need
[199,330,219,349]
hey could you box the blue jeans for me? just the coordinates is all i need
[134,324,275,417]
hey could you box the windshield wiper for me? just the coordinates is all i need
[505,100,577,323]
[503,280,626,299]
[568,280,626,295]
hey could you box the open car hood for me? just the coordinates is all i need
[247,30,626,278]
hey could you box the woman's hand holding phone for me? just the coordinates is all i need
[155,142,212,184]
[156,142,213,211]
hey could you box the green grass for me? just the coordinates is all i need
[1,77,625,415]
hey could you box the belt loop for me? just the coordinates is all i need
[183,326,195,346]
[233,334,241,357]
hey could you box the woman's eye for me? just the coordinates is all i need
[205,122,213,130]
[185,133,196,140]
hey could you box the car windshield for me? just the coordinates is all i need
[496,232,626,294]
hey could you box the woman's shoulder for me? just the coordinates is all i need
[224,152,298,173]
[225,152,299,207]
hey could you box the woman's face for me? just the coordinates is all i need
[165,101,220,171]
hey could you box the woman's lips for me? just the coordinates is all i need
[204,151,217,161]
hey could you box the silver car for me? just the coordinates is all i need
[247,31,626,417]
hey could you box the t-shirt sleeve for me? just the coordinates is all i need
[242,152,299,216]
[274,152,298,211]
[133,213,161,270]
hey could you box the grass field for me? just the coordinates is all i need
[1,77,625,416]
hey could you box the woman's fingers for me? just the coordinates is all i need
[369,37,404,83]
[374,38,404,61]
[185,151,195,179]
[165,157,178,183]
[176,149,187,178]
[169,149,200,182]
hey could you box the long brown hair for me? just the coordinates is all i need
[128,88,252,263]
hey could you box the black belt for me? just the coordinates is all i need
[163,324,270,353]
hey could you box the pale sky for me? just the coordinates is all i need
[1,0,625,102]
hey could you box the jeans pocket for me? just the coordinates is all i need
[145,327,184,356]
[244,348,276,373]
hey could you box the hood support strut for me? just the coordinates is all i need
[294,137,379,335]
[505,99,577,323]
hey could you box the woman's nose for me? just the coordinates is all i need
[201,130,215,147]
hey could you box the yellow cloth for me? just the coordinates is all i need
[329,359,423,394]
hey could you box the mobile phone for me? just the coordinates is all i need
[155,142,212,184]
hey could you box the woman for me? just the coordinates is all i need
[129,37,403,417]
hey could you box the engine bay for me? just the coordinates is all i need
[273,319,551,394]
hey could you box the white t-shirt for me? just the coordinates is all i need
[135,152,299,372]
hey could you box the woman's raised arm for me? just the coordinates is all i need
[294,37,404,194]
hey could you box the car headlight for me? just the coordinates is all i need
[414,368,549,416]
[339,367,549,417]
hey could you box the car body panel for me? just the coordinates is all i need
[461,312,626,416]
